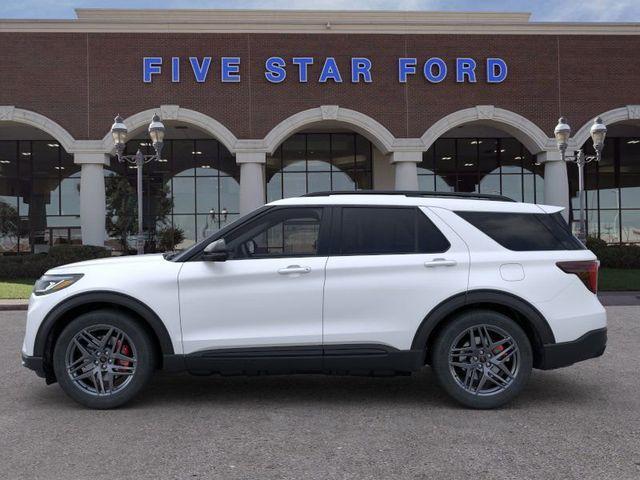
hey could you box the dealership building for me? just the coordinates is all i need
[1,8,640,252]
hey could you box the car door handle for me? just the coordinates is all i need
[424,258,457,268]
[277,265,311,275]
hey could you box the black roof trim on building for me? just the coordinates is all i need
[302,190,516,202]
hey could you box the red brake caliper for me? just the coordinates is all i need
[115,341,132,367]
[493,345,505,355]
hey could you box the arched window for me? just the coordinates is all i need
[266,132,373,201]
[418,137,544,203]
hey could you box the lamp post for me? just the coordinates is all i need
[554,116,607,243]
[110,114,166,254]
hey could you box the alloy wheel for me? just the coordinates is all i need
[448,324,520,396]
[64,324,138,396]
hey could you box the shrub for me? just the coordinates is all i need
[0,245,110,280]
[157,226,185,252]
[586,236,640,269]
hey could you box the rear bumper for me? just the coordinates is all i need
[538,327,607,370]
[21,353,46,378]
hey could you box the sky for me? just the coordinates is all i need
[1,0,640,22]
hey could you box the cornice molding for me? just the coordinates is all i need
[0,9,639,35]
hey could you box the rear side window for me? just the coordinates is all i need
[340,207,450,255]
[455,211,584,251]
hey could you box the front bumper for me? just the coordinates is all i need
[538,327,607,370]
[21,353,46,378]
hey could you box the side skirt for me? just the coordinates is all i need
[164,345,424,377]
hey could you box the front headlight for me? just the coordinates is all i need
[33,274,83,296]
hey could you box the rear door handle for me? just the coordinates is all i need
[277,265,311,275]
[424,258,457,268]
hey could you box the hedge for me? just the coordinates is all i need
[0,245,110,280]
[586,237,640,269]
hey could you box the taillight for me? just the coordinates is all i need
[556,260,599,294]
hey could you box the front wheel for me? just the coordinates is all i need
[431,310,533,409]
[52,310,155,409]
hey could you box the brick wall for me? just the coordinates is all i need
[1,32,639,142]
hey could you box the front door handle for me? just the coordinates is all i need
[424,258,457,268]
[277,265,311,275]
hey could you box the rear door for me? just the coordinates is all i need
[322,206,470,351]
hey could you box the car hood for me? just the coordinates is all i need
[46,253,168,273]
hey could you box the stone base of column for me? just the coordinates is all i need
[237,152,266,215]
[390,151,422,190]
[538,151,570,222]
[76,153,109,247]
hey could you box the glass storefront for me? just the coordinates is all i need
[419,137,545,203]
[570,137,640,244]
[0,140,81,253]
[108,139,239,251]
[266,133,373,201]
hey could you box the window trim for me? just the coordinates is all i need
[330,205,451,257]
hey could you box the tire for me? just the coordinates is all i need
[431,309,533,409]
[52,309,156,409]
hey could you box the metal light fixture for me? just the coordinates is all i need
[110,115,128,156]
[553,116,607,243]
[147,113,165,158]
[110,113,166,255]
[590,117,607,155]
[221,208,228,223]
[554,117,571,155]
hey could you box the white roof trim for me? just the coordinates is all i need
[0,9,639,34]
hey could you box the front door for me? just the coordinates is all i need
[178,206,329,362]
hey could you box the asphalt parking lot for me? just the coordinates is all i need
[1,308,639,480]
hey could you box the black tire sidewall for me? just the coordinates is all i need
[431,309,533,409]
[53,310,155,409]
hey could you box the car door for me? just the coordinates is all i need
[322,205,470,352]
[178,206,330,360]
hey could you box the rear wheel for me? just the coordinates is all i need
[431,309,532,409]
[52,310,155,409]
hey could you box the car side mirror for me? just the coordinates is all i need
[202,238,228,262]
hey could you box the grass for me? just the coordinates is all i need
[0,279,35,299]
[599,268,640,292]
[0,269,637,299]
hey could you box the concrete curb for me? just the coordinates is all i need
[0,300,28,311]
[598,291,640,306]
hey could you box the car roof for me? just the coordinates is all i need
[269,191,563,214]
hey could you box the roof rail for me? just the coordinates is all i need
[302,190,516,202]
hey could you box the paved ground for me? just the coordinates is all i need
[0,309,638,480]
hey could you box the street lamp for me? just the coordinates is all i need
[110,113,166,255]
[554,116,607,243]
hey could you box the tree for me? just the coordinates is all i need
[0,201,21,251]
[105,175,173,253]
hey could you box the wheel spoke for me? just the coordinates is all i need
[485,368,511,390]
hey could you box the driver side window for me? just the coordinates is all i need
[225,207,324,259]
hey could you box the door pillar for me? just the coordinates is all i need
[237,151,266,215]
[537,151,570,222]
[75,152,109,246]
[390,151,422,190]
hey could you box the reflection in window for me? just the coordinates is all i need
[419,138,543,202]
[108,138,239,251]
[569,137,640,244]
[266,133,373,201]
[0,140,80,253]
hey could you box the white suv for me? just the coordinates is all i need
[21,191,607,409]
